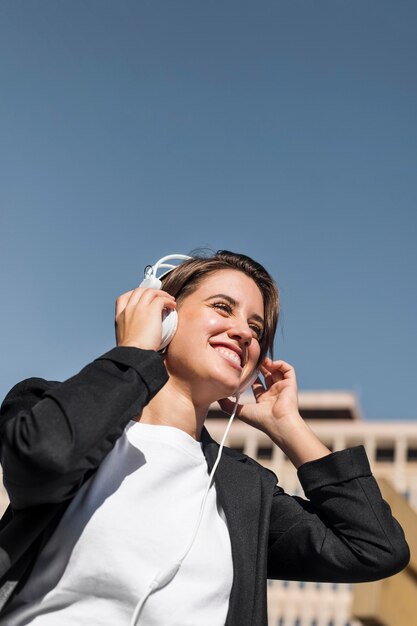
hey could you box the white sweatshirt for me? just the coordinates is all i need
[2,421,234,625]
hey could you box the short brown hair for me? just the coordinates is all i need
[160,250,279,365]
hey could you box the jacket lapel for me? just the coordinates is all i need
[201,427,263,626]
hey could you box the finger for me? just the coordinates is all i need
[146,289,176,303]
[149,295,177,313]
[124,287,152,308]
[261,357,289,370]
[126,288,175,309]
[129,287,175,304]
[252,376,266,401]
[271,360,296,381]
[116,288,148,315]
[261,359,294,378]
[259,363,283,386]
[115,290,135,317]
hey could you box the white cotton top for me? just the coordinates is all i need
[2,421,234,626]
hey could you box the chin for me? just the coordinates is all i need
[209,375,241,401]
[167,352,242,400]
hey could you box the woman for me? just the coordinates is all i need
[0,250,410,626]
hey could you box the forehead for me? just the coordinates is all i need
[192,269,264,313]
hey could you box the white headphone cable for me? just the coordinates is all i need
[129,395,240,626]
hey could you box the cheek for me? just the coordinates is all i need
[169,314,224,369]
[206,315,224,332]
[249,343,261,366]
[180,310,225,334]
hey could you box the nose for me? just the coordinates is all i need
[227,318,253,346]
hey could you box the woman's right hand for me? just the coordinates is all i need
[115,288,177,351]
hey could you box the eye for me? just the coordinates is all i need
[212,302,264,340]
[249,324,263,340]
[212,301,233,314]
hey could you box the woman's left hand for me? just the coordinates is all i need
[218,358,301,436]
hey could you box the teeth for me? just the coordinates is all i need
[214,346,242,366]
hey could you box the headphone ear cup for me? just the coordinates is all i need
[159,309,178,350]
[139,275,176,350]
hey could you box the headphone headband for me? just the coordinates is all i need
[143,254,192,282]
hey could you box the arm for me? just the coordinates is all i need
[267,445,410,582]
[220,358,410,581]
[0,284,176,510]
[0,347,168,509]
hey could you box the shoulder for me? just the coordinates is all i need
[1,378,61,421]
[222,445,279,484]
[201,425,278,486]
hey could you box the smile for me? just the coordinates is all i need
[212,346,243,371]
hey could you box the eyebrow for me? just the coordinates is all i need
[204,293,265,327]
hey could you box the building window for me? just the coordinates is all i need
[375,446,395,462]
[407,447,417,461]
[257,446,273,460]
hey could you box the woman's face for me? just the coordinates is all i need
[165,269,265,402]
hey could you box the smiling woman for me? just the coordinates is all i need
[0,250,410,626]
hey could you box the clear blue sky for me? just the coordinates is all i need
[1,1,416,420]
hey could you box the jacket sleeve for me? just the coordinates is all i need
[267,445,410,583]
[0,347,168,510]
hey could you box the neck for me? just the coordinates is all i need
[137,378,210,441]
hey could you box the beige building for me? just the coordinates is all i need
[207,390,417,626]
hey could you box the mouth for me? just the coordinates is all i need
[210,343,244,371]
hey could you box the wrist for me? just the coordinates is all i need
[267,412,305,443]
[268,413,332,469]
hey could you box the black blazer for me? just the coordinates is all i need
[0,347,410,625]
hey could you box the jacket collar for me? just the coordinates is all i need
[200,425,247,462]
